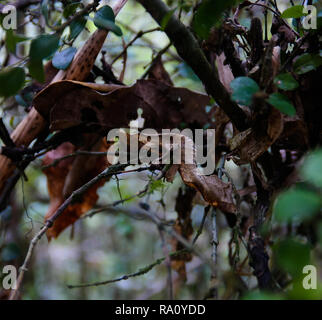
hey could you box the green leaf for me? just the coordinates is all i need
[1,243,20,261]
[29,34,60,61]
[274,187,321,222]
[281,5,305,19]
[93,5,122,36]
[0,67,25,98]
[273,239,311,279]
[193,0,242,39]
[267,93,296,116]
[300,149,322,189]
[148,178,166,194]
[230,76,260,106]
[274,73,299,91]
[29,59,45,83]
[293,53,322,75]
[5,30,29,53]
[52,47,77,70]
[69,16,87,40]
[63,2,81,18]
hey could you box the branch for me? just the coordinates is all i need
[9,163,127,300]
[136,0,248,131]
[111,27,161,65]
[67,249,186,289]
[51,1,100,33]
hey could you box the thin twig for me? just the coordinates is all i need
[51,1,100,34]
[140,43,172,79]
[192,205,210,245]
[9,163,127,300]
[67,249,186,289]
[111,27,161,65]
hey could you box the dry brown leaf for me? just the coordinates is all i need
[216,53,234,93]
[148,56,173,86]
[159,133,236,212]
[229,107,283,164]
[33,79,210,131]
[42,139,110,239]
[179,164,236,213]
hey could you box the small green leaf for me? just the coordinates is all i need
[148,178,166,194]
[274,187,321,222]
[29,59,45,83]
[274,239,311,278]
[0,67,25,98]
[281,5,305,19]
[29,34,60,61]
[230,76,260,106]
[69,16,87,40]
[192,0,243,39]
[300,149,322,189]
[93,5,122,36]
[52,47,77,70]
[63,2,81,18]
[267,93,296,116]
[6,30,29,53]
[274,73,299,91]
[293,53,322,75]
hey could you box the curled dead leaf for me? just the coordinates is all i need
[163,134,236,213]
[229,107,283,164]
[33,79,210,131]
[42,138,110,239]
[148,56,173,86]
